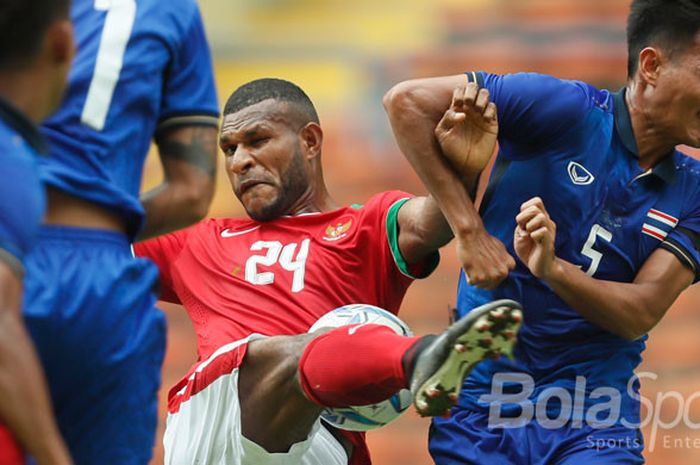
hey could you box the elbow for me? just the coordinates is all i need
[383,80,427,122]
[382,81,405,115]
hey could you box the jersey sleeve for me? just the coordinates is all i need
[660,215,700,283]
[134,226,193,303]
[155,3,219,137]
[364,191,440,281]
[0,157,43,275]
[467,71,595,160]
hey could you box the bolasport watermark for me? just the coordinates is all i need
[478,371,700,452]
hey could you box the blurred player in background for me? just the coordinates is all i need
[0,1,73,464]
[134,77,522,465]
[22,0,219,463]
[384,0,700,463]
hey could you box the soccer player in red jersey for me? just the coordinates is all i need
[135,78,520,465]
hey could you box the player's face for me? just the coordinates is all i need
[219,99,312,221]
[648,33,700,148]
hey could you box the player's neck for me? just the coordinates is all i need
[0,68,53,123]
[625,82,676,169]
[285,183,338,216]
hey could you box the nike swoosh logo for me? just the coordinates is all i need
[220,226,261,238]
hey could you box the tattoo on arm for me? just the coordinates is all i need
[157,125,218,177]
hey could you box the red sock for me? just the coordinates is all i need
[298,324,421,407]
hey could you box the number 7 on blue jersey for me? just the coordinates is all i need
[81,0,137,131]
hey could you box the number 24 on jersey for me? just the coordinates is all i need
[244,239,311,293]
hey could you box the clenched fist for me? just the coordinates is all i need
[514,197,557,279]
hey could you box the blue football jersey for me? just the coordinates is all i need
[40,0,219,238]
[457,72,700,421]
[0,99,46,274]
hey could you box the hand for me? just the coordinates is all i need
[513,197,557,279]
[456,229,515,289]
[434,81,498,182]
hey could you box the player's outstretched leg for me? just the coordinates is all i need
[238,326,424,454]
[237,299,522,459]
[409,299,523,416]
[237,333,326,453]
[296,299,523,417]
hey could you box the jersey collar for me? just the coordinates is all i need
[0,96,48,155]
[613,88,676,184]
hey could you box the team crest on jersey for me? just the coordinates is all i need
[641,208,678,241]
[322,217,354,242]
[567,161,595,185]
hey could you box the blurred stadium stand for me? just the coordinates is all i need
[144,1,700,463]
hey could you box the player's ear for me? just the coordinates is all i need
[45,19,75,69]
[299,122,323,160]
[637,47,662,87]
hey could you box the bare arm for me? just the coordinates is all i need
[0,263,71,465]
[396,84,501,263]
[138,125,218,240]
[384,76,514,288]
[396,195,453,265]
[514,197,693,340]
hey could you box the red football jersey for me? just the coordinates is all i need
[135,190,439,464]
[136,190,437,360]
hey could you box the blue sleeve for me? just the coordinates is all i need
[661,211,700,283]
[468,72,595,160]
[158,4,219,128]
[0,156,44,274]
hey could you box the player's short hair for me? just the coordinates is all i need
[627,0,700,77]
[223,78,320,126]
[0,0,70,69]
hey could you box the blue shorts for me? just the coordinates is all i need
[429,407,644,465]
[23,226,166,465]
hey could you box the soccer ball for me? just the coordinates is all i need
[308,304,414,431]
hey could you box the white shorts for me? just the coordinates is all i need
[163,335,348,465]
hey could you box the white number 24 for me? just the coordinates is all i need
[81,0,137,131]
[245,239,311,293]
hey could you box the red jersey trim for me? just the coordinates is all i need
[168,335,262,414]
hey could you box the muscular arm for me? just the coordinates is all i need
[138,125,218,240]
[383,75,479,236]
[0,263,71,465]
[546,249,692,340]
[396,196,453,265]
[515,197,693,341]
[383,76,514,287]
